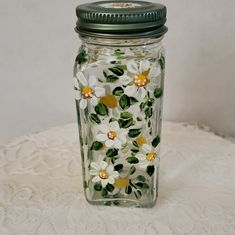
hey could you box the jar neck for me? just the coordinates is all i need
[79,35,164,47]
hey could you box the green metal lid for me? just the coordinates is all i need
[75,0,167,39]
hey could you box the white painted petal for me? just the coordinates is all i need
[101,179,109,187]
[110,171,119,178]
[75,90,81,100]
[140,60,150,73]
[90,96,98,106]
[125,85,136,96]
[149,66,161,79]
[138,87,147,99]
[114,139,122,148]
[139,161,149,169]
[109,121,120,131]
[79,99,87,109]
[96,134,108,142]
[91,162,101,171]
[120,74,132,86]
[106,165,114,174]
[148,83,156,93]
[73,77,79,88]
[77,72,88,86]
[99,124,109,134]
[100,161,108,170]
[142,144,152,154]
[127,60,139,74]
[88,75,98,87]
[89,169,99,175]
[94,87,105,97]
[118,134,127,144]
[108,177,115,185]
[136,153,146,161]
[105,139,114,148]
[92,176,101,183]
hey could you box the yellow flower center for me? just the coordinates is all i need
[136,135,147,147]
[100,95,118,109]
[99,170,109,179]
[82,86,93,99]
[114,177,129,189]
[146,152,156,161]
[133,70,150,87]
[107,131,117,140]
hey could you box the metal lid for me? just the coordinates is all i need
[75,0,167,39]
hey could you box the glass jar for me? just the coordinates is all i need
[74,0,167,208]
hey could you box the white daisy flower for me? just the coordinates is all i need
[74,72,105,109]
[96,121,127,149]
[136,144,159,169]
[120,60,160,99]
[89,161,119,187]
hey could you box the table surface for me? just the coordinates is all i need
[0,122,235,235]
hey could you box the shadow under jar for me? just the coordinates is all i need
[73,0,168,208]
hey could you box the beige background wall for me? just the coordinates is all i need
[0,0,235,142]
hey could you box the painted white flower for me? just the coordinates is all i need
[74,72,105,109]
[89,161,119,187]
[96,121,127,148]
[120,60,160,99]
[136,144,159,169]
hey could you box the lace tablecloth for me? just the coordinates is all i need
[0,122,235,235]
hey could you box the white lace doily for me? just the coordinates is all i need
[0,122,235,235]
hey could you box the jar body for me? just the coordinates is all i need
[73,36,165,208]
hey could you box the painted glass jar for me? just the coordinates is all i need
[74,0,167,207]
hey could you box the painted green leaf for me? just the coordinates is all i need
[109,117,117,123]
[120,112,133,119]
[75,48,87,64]
[117,65,127,70]
[137,175,146,182]
[91,141,103,150]
[130,97,138,105]
[146,165,155,176]
[108,66,124,76]
[125,185,132,194]
[119,94,130,110]
[106,75,119,83]
[152,136,160,147]
[154,87,162,98]
[147,98,154,107]
[128,129,141,138]
[106,148,118,158]
[114,164,123,172]
[136,182,149,189]
[129,165,136,175]
[106,183,115,193]
[113,87,124,96]
[89,113,101,124]
[140,102,147,112]
[103,71,108,78]
[94,183,102,191]
[118,118,134,128]
[83,181,88,189]
[131,148,139,153]
[132,140,138,148]
[159,56,165,70]
[134,190,142,199]
[95,103,108,116]
[145,107,153,118]
[126,156,139,164]
[101,188,108,197]
[114,49,125,56]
